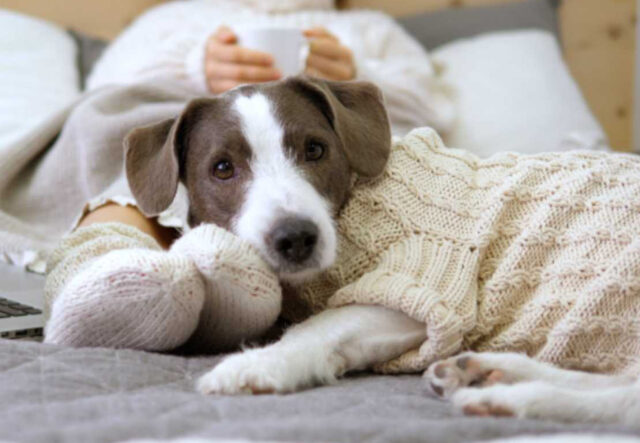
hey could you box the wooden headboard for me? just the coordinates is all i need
[558,0,635,152]
[0,0,165,41]
[0,0,635,151]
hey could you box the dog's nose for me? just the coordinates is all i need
[271,218,318,264]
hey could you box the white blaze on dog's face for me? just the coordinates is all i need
[125,77,391,283]
[231,92,337,281]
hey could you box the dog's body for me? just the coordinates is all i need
[126,76,640,426]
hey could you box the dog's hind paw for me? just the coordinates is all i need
[424,352,506,399]
[423,351,545,398]
[452,381,560,420]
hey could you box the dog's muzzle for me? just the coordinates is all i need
[268,217,318,265]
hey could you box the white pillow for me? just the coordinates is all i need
[0,9,80,150]
[432,30,608,156]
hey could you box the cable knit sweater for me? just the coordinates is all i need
[86,0,454,136]
[286,128,640,376]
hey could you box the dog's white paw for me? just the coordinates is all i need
[424,352,540,398]
[452,382,556,419]
[424,352,506,398]
[197,348,310,395]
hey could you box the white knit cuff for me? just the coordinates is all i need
[184,32,211,93]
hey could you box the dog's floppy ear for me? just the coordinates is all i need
[289,76,391,178]
[124,99,205,216]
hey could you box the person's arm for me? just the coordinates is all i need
[86,3,210,92]
[87,3,280,93]
[331,12,456,136]
[204,26,281,94]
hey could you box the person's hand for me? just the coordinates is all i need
[303,27,355,81]
[205,26,282,94]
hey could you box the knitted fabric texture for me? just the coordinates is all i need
[45,223,282,351]
[44,223,161,312]
[289,127,640,376]
[44,223,205,350]
[233,0,334,13]
[171,224,283,351]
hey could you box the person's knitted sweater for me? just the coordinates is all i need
[86,0,454,136]
[285,127,640,376]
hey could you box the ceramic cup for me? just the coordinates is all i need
[235,27,309,76]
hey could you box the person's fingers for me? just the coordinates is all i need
[306,53,354,81]
[206,61,281,82]
[303,27,338,42]
[308,38,353,62]
[207,79,243,94]
[213,25,237,44]
[210,43,274,66]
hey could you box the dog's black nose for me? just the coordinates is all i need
[271,218,318,264]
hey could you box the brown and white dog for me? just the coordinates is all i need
[126,76,640,426]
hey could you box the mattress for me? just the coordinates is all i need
[1,339,638,443]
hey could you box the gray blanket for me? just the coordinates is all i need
[0,83,196,273]
[1,339,638,443]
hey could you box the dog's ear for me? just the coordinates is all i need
[289,76,391,178]
[124,99,206,216]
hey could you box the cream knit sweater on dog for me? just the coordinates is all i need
[287,128,640,376]
[45,127,640,376]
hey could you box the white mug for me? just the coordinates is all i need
[235,27,309,76]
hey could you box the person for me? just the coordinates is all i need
[24,0,455,351]
[81,0,454,246]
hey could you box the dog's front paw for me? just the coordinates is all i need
[197,348,308,395]
[452,382,556,420]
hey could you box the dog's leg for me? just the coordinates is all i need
[197,304,426,395]
[425,352,636,399]
[450,379,640,426]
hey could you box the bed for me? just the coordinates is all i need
[2,332,640,443]
[0,0,634,151]
[0,2,638,442]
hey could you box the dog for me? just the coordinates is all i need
[125,76,640,426]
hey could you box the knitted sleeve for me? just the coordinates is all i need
[327,234,478,374]
[338,12,455,136]
[87,2,216,93]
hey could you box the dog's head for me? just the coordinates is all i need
[125,76,391,281]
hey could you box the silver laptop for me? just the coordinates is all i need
[0,262,45,339]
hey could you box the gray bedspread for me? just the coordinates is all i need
[1,340,639,443]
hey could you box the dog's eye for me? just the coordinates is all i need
[212,160,234,180]
[305,140,325,161]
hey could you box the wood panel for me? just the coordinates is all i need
[0,0,166,40]
[559,0,636,151]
